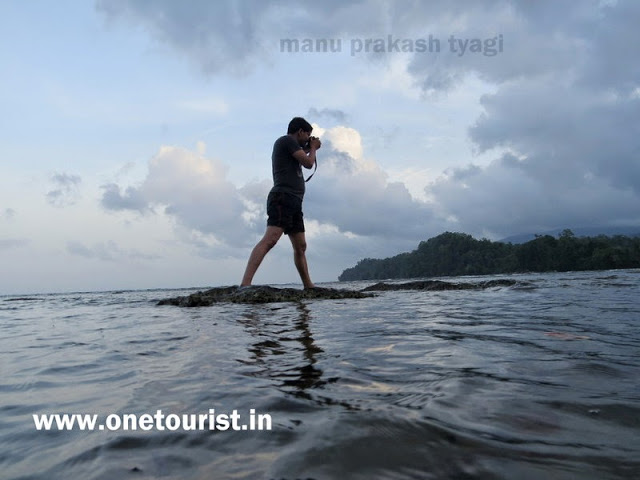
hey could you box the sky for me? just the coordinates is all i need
[1,0,639,294]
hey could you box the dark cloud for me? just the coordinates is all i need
[469,82,640,195]
[97,0,270,74]
[577,1,640,94]
[96,0,388,74]
[428,152,640,239]
[46,173,82,207]
[402,1,604,89]
[95,0,640,95]
[410,0,640,236]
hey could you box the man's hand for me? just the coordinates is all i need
[309,137,322,150]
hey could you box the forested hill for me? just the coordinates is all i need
[338,231,640,281]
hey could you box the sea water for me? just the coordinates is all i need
[1,270,639,479]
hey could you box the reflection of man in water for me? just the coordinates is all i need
[241,117,321,289]
[239,304,325,394]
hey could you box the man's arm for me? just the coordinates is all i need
[293,138,321,169]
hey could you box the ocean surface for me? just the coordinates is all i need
[1,270,639,480]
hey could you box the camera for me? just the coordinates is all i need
[305,136,319,149]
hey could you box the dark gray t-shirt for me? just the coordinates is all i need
[270,134,305,199]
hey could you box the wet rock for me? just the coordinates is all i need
[157,279,522,306]
[157,285,373,307]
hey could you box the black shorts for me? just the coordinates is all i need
[266,191,305,235]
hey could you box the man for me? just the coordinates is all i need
[241,117,321,289]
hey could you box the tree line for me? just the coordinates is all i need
[338,230,640,281]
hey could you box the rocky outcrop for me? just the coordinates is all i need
[157,285,373,306]
[157,278,522,306]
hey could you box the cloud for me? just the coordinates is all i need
[97,0,274,75]
[97,0,640,245]
[67,240,160,262]
[100,183,150,212]
[101,144,260,248]
[0,238,29,250]
[1,208,16,221]
[399,2,585,91]
[100,125,443,260]
[95,0,640,96]
[428,152,640,239]
[306,126,439,240]
[422,0,640,237]
[46,173,82,207]
[469,81,640,195]
[0,210,27,252]
[96,0,389,74]
[306,107,348,124]
[403,0,640,237]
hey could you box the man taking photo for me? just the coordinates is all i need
[241,117,321,289]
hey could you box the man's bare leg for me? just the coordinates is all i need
[289,232,314,289]
[241,226,284,286]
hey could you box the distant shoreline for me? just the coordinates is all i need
[339,230,640,281]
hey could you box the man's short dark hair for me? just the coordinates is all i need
[287,117,313,134]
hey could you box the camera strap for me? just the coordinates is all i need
[304,158,317,183]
